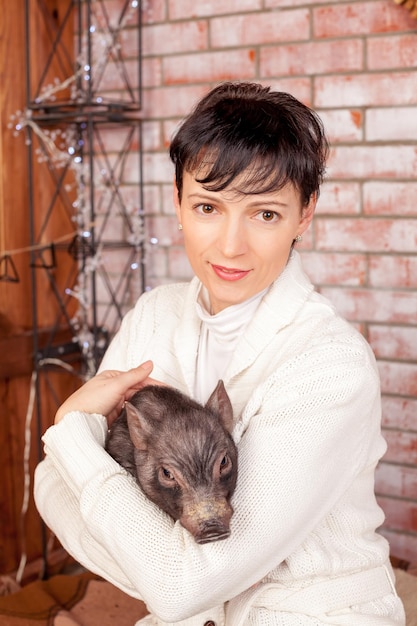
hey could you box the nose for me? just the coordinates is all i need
[195,520,231,544]
[218,216,248,258]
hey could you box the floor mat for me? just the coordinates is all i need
[0,571,148,626]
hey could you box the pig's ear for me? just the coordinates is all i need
[125,402,151,451]
[206,380,234,433]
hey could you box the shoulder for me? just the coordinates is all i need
[136,280,193,306]
[131,278,198,319]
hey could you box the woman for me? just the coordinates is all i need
[34,82,406,625]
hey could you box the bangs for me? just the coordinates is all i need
[189,145,295,196]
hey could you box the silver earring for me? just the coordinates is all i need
[178,224,183,231]
[294,234,303,243]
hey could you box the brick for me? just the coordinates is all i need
[142,121,161,151]
[143,21,208,56]
[367,34,417,70]
[319,287,417,324]
[261,40,363,78]
[142,85,208,118]
[91,124,140,154]
[316,182,361,215]
[96,185,142,216]
[142,0,167,24]
[143,184,163,215]
[381,396,417,431]
[99,245,140,277]
[167,247,194,279]
[163,119,182,150]
[114,27,144,59]
[266,77,312,105]
[95,1,141,32]
[128,269,145,307]
[378,361,417,397]
[363,182,417,216]
[163,49,256,84]
[144,244,168,281]
[318,109,363,143]
[313,1,415,39]
[315,72,417,107]
[211,10,309,48]
[328,146,417,179]
[369,325,417,360]
[96,302,127,334]
[91,185,142,222]
[316,218,417,253]
[366,107,417,141]
[300,251,367,286]
[376,463,417,500]
[143,152,174,185]
[145,215,182,246]
[145,276,175,289]
[383,430,417,464]
[96,59,139,93]
[168,0,261,19]
[369,255,417,288]
[161,183,176,216]
[142,57,163,88]
[117,152,142,184]
[266,0,333,6]
[379,527,417,563]
[377,495,417,533]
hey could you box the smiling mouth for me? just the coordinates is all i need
[211,264,251,281]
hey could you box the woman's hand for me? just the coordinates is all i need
[55,361,157,426]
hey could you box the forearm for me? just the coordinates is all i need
[34,454,140,597]
[34,362,381,624]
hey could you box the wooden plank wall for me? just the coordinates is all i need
[0,1,80,578]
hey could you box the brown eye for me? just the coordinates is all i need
[162,467,174,480]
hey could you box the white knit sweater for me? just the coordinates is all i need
[34,252,405,625]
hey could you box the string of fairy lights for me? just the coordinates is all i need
[7,0,156,584]
[3,0,151,371]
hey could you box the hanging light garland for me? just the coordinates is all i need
[4,0,147,376]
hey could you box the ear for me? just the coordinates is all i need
[173,177,182,224]
[125,402,151,451]
[206,380,234,433]
[297,192,317,237]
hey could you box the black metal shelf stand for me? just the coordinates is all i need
[24,0,144,577]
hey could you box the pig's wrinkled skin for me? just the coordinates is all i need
[105,380,238,544]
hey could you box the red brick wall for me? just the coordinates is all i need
[122,0,417,562]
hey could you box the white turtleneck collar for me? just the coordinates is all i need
[194,285,268,403]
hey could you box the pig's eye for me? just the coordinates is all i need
[159,467,177,487]
[219,454,231,473]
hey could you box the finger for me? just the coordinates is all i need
[100,361,154,389]
[136,360,154,373]
[124,361,154,385]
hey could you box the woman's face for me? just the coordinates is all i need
[174,171,316,314]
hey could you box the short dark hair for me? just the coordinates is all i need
[169,81,329,206]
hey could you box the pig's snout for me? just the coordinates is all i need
[180,498,233,544]
[195,520,231,544]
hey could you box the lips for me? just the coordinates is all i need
[211,264,251,282]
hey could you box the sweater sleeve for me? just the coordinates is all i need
[34,338,385,623]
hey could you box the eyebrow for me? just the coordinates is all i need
[186,193,290,209]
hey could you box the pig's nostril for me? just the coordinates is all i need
[195,526,231,544]
[196,531,230,544]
